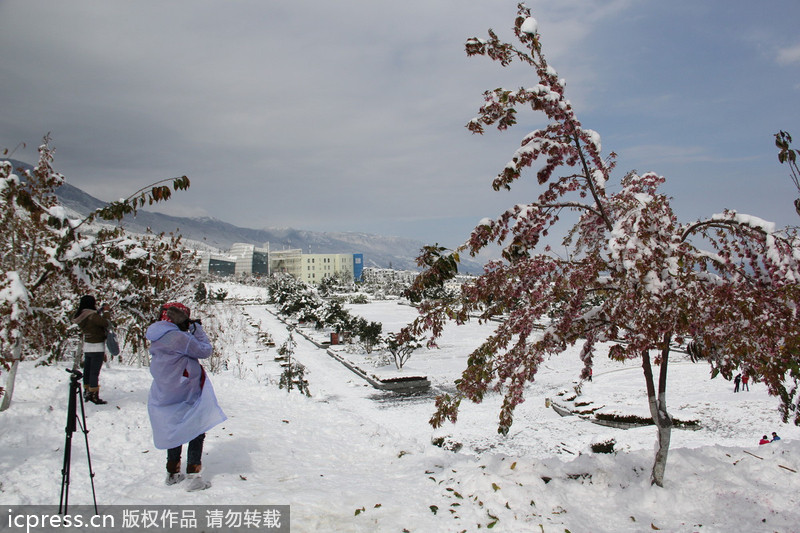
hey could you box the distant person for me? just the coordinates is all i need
[759,435,771,445]
[72,295,111,405]
[772,432,781,442]
[734,374,741,393]
[742,374,750,391]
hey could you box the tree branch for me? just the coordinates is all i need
[568,130,613,231]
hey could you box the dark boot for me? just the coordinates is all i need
[87,386,107,405]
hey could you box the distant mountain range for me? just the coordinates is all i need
[4,159,483,273]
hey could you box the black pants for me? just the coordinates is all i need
[167,433,206,467]
[82,352,104,388]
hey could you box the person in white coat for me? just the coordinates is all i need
[146,302,226,491]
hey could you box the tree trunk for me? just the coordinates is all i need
[73,335,84,370]
[0,340,22,412]
[642,336,673,487]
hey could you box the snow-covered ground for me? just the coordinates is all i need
[2,281,799,532]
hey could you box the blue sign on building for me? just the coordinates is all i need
[353,253,364,282]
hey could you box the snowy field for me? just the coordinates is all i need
[1,281,799,532]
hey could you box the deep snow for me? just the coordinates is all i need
[1,281,799,532]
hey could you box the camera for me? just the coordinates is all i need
[182,318,202,333]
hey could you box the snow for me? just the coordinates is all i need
[46,205,70,222]
[0,271,29,317]
[2,283,799,532]
[591,169,606,190]
[520,17,538,35]
[711,212,777,234]
[584,129,602,153]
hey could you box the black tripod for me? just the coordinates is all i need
[59,368,98,514]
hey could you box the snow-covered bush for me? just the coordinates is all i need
[384,331,422,370]
[349,293,370,304]
[353,317,382,354]
[199,303,250,373]
[276,331,310,396]
[267,274,385,351]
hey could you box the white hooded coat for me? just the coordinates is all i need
[146,320,227,449]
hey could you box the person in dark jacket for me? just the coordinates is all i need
[146,302,226,491]
[72,295,111,404]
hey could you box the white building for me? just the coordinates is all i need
[229,243,270,276]
[299,253,361,284]
[201,244,363,282]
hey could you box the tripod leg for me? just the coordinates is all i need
[77,384,99,514]
[59,433,72,512]
[59,376,78,514]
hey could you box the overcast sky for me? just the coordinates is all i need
[2,0,799,251]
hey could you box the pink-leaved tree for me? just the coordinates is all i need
[403,4,800,486]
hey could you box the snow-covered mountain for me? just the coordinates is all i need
[5,159,483,272]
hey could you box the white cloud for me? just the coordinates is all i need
[776,43,800,65]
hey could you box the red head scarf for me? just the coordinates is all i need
[159,302,191,323]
